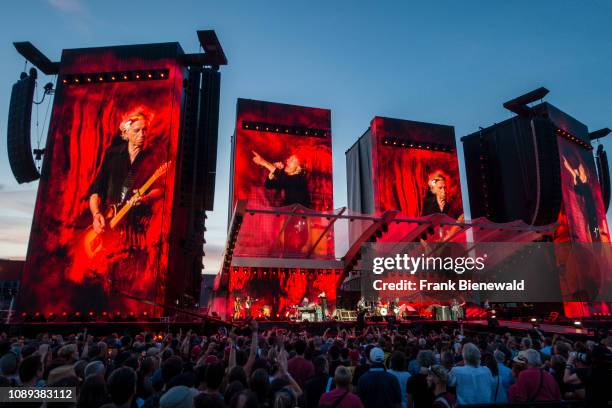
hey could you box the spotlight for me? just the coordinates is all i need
[573,321,581,326]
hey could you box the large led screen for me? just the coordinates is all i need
[556,137,612,317]
[19,45,184,314]
[371,117,464,220]
[558,137,610,243]
[230,99,334,258]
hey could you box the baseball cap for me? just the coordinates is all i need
[369,347,384,363]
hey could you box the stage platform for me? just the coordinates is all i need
[3,317,609,338]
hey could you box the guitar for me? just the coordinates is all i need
[83,161,170,259]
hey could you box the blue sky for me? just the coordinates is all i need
[1,1,611,274]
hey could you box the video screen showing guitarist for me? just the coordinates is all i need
[86,108,166,290]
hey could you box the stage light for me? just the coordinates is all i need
[147,73,153,78]
[123,74,128,80]
[74,78,80,83]
[62,78,68,84]
[530,317,537,322]
[111,75,116,80]
[160,72,165,78]
[573,321,581,326]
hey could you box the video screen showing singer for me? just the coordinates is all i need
[562,154,600,241]
[421,172,450,216]
[252,151,311,252]
[86,108,166,289]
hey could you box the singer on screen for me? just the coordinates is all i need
[562,155,600,241]
[252,151,311,252]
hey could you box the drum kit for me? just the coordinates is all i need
[358,301,404,319]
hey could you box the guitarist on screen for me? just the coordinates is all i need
[86,109,164,272]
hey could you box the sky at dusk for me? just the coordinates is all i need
[1,1,611,275]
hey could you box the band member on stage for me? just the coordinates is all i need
[450,298,466,321]
[87,109,164,290]
[562,155,600,241]
[233,297,242,320]
[245,296,253,317]
[357,296,366,311]
[301,297,310,308]
[318,291,327,320]
[252,151,311,252]
[422,173,449,216]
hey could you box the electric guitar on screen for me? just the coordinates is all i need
[82,161,170,259]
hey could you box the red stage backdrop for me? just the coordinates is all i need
[556,137,611,317]
[19,45,184,315]
[557,138,610,243]
[230,99,334,258]
[371,117,464,220]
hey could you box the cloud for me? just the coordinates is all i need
[47,0,83,13]
[0,189,36,259]
[46,0,92,38]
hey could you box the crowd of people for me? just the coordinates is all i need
[0,320,610,408]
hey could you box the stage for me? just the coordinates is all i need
[4,316,608,339]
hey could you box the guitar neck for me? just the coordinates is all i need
[108,164,168,229]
